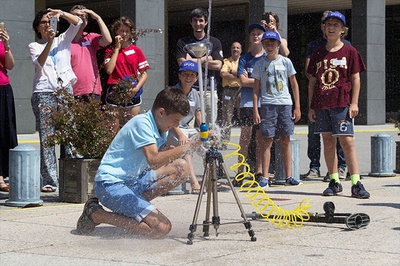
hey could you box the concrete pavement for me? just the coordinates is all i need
[0,124,399,265]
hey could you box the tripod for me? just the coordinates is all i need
[187,146,257,244]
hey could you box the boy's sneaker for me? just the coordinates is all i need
[323,172,330,182]
[257,176,269,188]
[322,179,343,196]
[254,173,268,188]
[301,169,320,179]
[232,173,243,187]
[286,177,300,186]
[339,168,346,180]
[351,181,370,199]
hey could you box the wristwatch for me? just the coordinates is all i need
[4,46,10,53]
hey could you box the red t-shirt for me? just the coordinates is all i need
[70,32,102,95]
[307,43,366,110]
[104,44,150,85]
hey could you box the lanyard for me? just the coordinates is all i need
[42,39,62,86]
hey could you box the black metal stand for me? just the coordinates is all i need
[246,201,370,230]
[187,147,257,244]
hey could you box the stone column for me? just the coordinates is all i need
[1,0,36,133]
[248,0,288,38]
[120,0,166,112]
[352,0,386,125]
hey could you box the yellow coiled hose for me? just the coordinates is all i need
[223,142,312,228]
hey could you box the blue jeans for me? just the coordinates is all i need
[308,121,346,170]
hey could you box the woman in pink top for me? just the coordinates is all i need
[0,22,16,192]
[104,17,150,131]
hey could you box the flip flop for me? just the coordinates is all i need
[191,188,206,194]
[41,185,57,192]
[217,182,231,192]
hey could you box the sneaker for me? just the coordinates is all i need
[253,173,268,188]
[257,176,269,188]
[351,181,370,199]
[77,197,103,234]
[232,173,243,187]
[339,168,346,180]
[286,177,300,186]
[322,179,343,196]
[323,172,330,182]
[301,169,320,179]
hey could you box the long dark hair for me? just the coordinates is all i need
[110,16,136,43]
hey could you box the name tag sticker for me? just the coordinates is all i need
[124,50,135,56]
[333,60,345,66]
[224,95,231,100]
[275,65,285,71]
[82,41,91,46]
[189,100,195,106]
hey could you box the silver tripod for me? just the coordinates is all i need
[187,146,257,244]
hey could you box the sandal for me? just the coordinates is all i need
[41,185,57,193]
[191,188,206,195]
[77,197,103,235]
[217,182,231,192]
[0,181,9,192]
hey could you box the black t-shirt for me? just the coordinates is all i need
[176,35,223,90]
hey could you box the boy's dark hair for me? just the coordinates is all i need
[152,87,190,117]
[190,8,208,22]
[32,8,50,39]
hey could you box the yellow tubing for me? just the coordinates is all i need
[223,142,312,228]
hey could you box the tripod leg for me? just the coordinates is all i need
[187,160,209,245]
[210,157,220,236]
[203,163,212,237]
[220,161,257,241]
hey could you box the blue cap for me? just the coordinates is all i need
[179,60,198,73]
[261,30,281,42]
[324,11,346,26]
[248,23,266,33]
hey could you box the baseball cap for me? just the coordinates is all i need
[324,11,346,26]
[248,23,266,33]
[261,30,281,42]
[179,60,198,73]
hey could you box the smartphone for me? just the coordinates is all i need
[50,17,58,32]
[0,22,5,31]
[262,13,270,24]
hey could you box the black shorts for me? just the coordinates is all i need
[239,107,256,127]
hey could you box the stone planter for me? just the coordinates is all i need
[59,158,101,203]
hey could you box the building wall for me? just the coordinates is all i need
[1,0,36,133]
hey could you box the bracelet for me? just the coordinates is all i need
[4,46,10,53]
[60,11,65,18]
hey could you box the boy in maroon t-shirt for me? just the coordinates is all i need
[307,11,369,199]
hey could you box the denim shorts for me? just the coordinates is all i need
[259,104,294,138]
[94,169,157,222]
[315,106,354,136]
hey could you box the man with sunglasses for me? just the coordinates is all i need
[70,5,112,102]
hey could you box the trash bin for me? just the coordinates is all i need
[274,137,300,184]
[5,145,43,207]
[369,133,395,177]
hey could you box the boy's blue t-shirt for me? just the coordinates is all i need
[237,51,265,108]
[95,111,167,184]
[252,55,296,105]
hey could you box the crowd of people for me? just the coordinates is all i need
[0,6,370,238]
